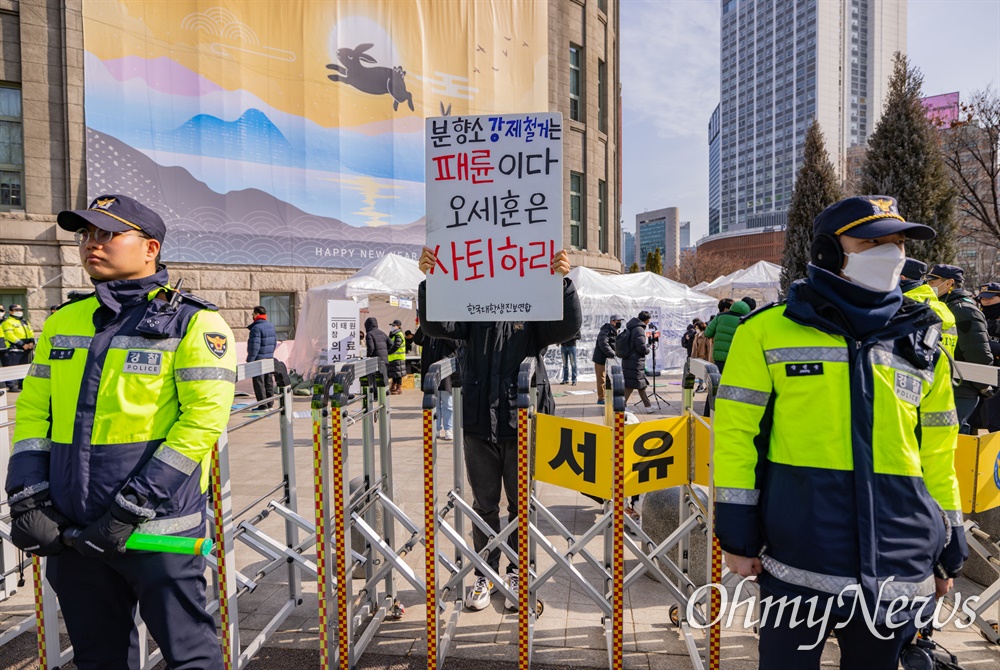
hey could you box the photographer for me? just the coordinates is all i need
[621,311,655,413]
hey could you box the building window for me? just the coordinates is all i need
[598,0,607,11]
[0,86,23,210]
[260,292,295,340]
[598,59,607,133]
[570,172,583,248]
[569,45,582,122]
[0,288,27,313]
[598,180,607,253]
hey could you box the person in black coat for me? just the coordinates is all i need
[622,311,654,413]
[591,315,622,405]
[417,246,581,612]
[364,316,390,373]
[413,326,459,438]
[246,305,278,409]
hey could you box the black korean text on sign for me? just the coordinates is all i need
[631,430,675,484]
[549,427,598,484]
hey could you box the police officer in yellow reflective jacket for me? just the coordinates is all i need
[714,196,967,670]
[5,194,235,670]
[900,257,957,355]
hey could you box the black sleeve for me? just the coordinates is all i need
[598,325,616,358]
[532,278,583,348]
[417,281,470,341]
[631,326,650,356]
[956,304,994,366]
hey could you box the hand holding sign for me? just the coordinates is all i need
[550,249,571,277]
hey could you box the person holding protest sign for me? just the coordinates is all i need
[714,196,966,669]
[417,245,581,612]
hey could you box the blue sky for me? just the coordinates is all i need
[620,0,1000,242]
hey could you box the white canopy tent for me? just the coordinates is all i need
[548,268,717,382]
[703,260,783,304]
[287,254,424,375]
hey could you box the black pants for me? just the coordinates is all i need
[955,394,980,435]
[464,434,518,577]
[758,584,917,670]
[3,349,29,390]
[252,372,275,409]
[48,548,223,670]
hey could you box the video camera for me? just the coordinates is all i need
[900,627,965,670]
[647,322,660,345]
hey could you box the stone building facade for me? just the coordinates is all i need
[0,0,621,339]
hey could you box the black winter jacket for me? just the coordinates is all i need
[591,322,618,365]
[418,278,582,441]
[943,289,994,398]
[622,317,650,390]
[364,317,391,371]
[412,327,459,392]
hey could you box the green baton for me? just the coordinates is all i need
[126,533,214,556]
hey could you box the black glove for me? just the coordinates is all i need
[9,488,69,557]
[74,497,146,558]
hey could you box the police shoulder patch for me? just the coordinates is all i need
[204,332,228,358]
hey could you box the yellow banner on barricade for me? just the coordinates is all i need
[956,432,1000,514]
[534,414,689,498]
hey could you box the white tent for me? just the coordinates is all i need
[692,280,711,291]
[287,254,424,375]
[703,260,783,304]
[548,268,717,382]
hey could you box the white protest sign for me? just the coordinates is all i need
[425,112,564,321]
[326,300,361,392]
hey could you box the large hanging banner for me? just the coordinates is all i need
[82,1,549,267]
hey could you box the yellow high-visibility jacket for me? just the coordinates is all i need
[6,269,236,537]
[714,273,965,614]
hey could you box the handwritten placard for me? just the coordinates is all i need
[425,113,564,321]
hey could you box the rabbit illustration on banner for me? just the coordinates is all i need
[326,43,415,112]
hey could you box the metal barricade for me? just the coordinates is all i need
[311,357,422,669]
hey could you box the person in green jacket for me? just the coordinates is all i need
[704,298,750,373]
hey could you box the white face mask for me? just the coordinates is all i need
[11,311,22,318]
[841,242,906,293]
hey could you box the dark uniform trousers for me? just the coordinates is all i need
[48,549,223,670]
[251,370,275,410]
[758,584,920,670]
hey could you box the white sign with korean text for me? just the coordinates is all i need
[425,112,564,321]
[326,300,363,394]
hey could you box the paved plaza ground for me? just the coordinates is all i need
[1,374,999,669]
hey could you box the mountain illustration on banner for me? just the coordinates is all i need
[154,109,294,164]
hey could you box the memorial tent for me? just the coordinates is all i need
[287,254,424,376]
[704,260,782,304]
[556,267,717,382]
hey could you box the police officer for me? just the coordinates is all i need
[925,264,994,433]
[5,194,235,669]
[714,196,967,670]
[2,303,34,391]
[976,282,1000,432]
[900,258,957,354]
[386,318,406,395]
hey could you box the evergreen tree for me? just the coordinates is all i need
[780,120,842,295]
[645,248,663,275]
[628,262,639,273]
[859,52,956,264]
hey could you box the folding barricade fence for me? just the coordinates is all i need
[4,354,1000,669]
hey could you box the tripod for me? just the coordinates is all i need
[645,338,669,410]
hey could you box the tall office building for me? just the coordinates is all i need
[635,207,680,274]
[679,221,692,250]
[708,104,721,236]
[718,0,905,233]
[622,230,636,269]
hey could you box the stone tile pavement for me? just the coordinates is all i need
[1,374,999,669]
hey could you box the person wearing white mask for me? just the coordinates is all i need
[1,303,34,392]
[713,196,966,669]
[925,264,994,433]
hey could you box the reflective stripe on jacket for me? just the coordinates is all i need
[7,270,236,536]
[713,301,963,610]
